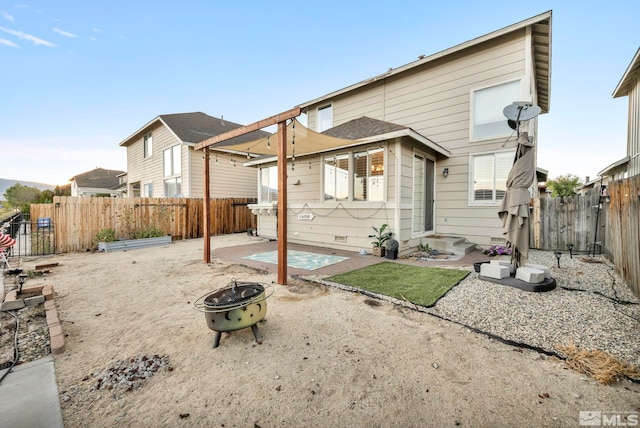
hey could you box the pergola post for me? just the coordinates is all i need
[196,107,301,285]
[277,121,287,284]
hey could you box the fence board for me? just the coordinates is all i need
[30,196,256,253]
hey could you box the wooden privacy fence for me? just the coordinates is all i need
[530,189,607,254]
[606,176,640,297]
[30,196,257,254]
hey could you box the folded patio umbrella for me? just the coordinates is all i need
[498,133,535,269]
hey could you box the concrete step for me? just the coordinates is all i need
[424,237,476,256]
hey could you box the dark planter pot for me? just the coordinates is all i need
[385,249,398,260]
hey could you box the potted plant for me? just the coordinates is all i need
[385,238,399,260]
[368,224,392,257]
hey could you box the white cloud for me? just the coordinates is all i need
[52,27,77,38]
[0,26,56,47]
[0,37,18,47]
[1,10,14,22]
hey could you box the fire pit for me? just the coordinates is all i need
[194,279,273,348]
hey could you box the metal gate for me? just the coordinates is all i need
[1,212,56,257]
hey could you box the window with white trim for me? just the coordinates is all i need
[259,166,278,203]
[323,154,349,201]
[163,145,182,197]
[354,148,384,202]
[471,80,521,140]
[470,151,514,204]
[317,104,333,132]
[322,147,385,202]
[143,183,153,197]
[143,132,153,158]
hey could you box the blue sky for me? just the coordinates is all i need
[1,1,638,186]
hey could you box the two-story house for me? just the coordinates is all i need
[208,11,552,255]
[119,112,270,198]
[599,47,640,180]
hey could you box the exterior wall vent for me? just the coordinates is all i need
[490,237,506,244]
[334,235,347,242]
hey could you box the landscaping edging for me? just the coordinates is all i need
[98,235,172,252]
[2,284,64,354]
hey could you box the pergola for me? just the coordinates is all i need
[194,107,301,285]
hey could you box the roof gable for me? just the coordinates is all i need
[613,47,640,98]
[298,11,551,114]
[119,112,271,147]
[70,168,125,188]
[322,116,408,139]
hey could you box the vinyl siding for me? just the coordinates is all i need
[189,150,258,198]
[303,30,533,247]
[629,76,640,177]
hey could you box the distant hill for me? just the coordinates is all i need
[0,178,55,200]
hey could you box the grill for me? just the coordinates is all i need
[194,279,273,348]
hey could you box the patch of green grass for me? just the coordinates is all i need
[327,262,469,307]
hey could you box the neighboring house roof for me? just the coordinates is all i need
[119,112,271,148]
[598,156,630,177]
[613,47,640,98]
[70,168,125,189]
[298,10,551,114]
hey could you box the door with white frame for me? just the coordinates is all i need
[413,152,435,235]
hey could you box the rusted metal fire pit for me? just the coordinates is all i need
[194,279,273,348]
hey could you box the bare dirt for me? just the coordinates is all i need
[10,234,640,427]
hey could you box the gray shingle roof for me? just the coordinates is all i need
[70,168,125,188]
[321,116,409,140]
[159,112,271,147]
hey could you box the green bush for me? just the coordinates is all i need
[95,228,116,243]
[133,226,166,239]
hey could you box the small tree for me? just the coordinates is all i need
[546,174,583,197]
[3,183,41,212]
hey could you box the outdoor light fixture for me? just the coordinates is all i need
[567,244,574,259]
[443,167,449,178]
[554,251,562,268]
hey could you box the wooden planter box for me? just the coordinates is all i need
[98,236,172,252]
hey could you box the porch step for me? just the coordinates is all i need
[424,237,477,256]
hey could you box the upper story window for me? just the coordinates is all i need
[469,150,514,205]
[259,166,278,203]
[163,145,181,177]
[323,154,349,201]
[322,147,385,202]
[317,104,333,132]
[143,132,153,158]
[471,80,521,141]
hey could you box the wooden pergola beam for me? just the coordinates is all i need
[199,106,301,285]
[195,107,301,151]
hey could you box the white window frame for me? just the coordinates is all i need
[143,183,153,197]
[317,104,333,132]
[323,154,350,201]
[143,132,153,158]
[469,149,515,206]
[163,145,181,177]
[259,165,278,203]
[163,177,181,197]
[321,147,386,202]
[470,79,522,142]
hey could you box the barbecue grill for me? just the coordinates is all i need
[194,279,273,348]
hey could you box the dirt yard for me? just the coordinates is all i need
[16,234,640,427]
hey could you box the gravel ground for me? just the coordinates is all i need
[305,250,640,369]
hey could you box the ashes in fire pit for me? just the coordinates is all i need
[194,279,273,348]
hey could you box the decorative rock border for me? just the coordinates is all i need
[2,284,64,354]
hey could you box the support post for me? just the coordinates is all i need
[203,147,211,263]
[277,121,287,285]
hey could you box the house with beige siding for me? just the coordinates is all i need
[230,11,552,255]
[599,47,640,180]
[70,167,125,197]
[119,112,270,198]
